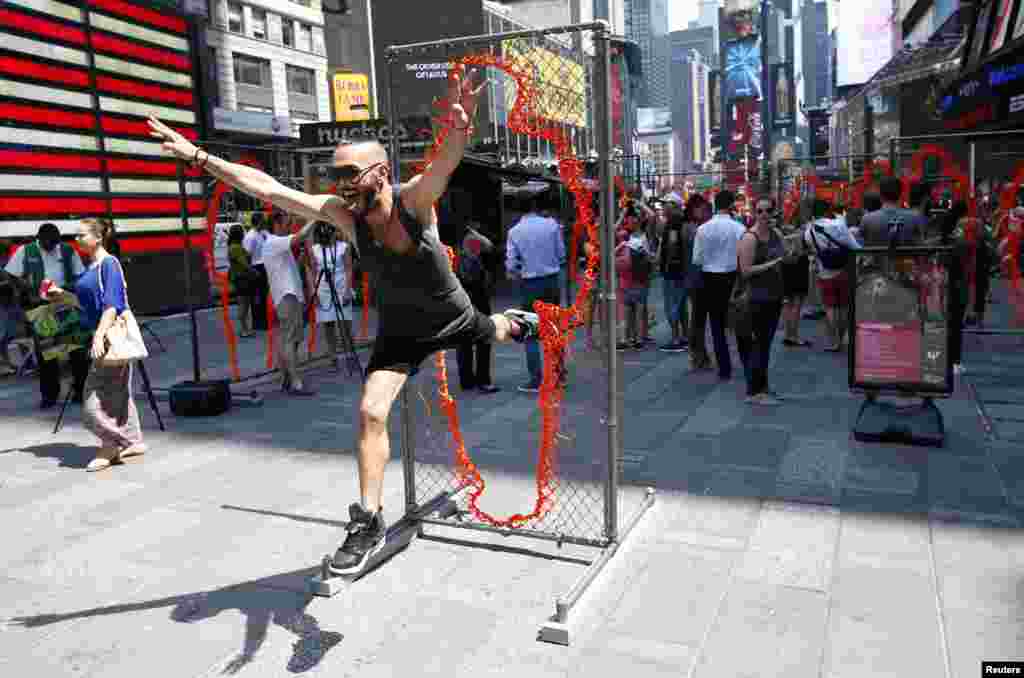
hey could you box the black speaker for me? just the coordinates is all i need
[169,380,232,417]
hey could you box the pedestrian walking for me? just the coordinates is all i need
[506,197,565,393]
[657,193,691,352]
[692,190,746,381]
[48,218,145,471]
[780,203,812,348]
[243,211,270,331]
[805,200,862,352]
[736,197,786,405]
[228,224,257,338]
[456,222,499,393]
[4,222,87,407]
[616,213,654,350]
[683,195,714,370]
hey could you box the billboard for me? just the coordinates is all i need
[724,35,762,100]
[709,69,721,128]
[722,0,760,43]
[371,0,486,121]
[331,72,371,121]
[809,111,830,164]
[989,0,1016,53]
[771,63,794,129]
[501,39,586,127]
[837,0,893,87]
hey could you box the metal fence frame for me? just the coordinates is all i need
[384,21,654,645]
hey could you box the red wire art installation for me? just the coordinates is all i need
[424,59,600,527]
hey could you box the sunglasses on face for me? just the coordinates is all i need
[756,208,773,214]
[327,161,385,185]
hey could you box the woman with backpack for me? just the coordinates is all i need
[804,199,862,352]
[615,214,653,350]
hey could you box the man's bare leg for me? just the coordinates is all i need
[357,369,408,512]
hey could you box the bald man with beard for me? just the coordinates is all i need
[147,71,539,576]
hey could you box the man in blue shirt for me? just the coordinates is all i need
[506,198,566,393]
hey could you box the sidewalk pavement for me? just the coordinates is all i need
[0,280,1021,677]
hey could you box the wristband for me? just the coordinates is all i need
[197,149,209,171]
[191,146,202,167]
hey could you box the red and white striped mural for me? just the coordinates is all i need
[0,0,206,250]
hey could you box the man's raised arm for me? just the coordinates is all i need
[407,69,487,207]
[147,117,352,232]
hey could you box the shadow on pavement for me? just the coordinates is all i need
[1,443,100,470]
[5,568,341,675]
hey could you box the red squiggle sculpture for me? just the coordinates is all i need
[424,58,601,527]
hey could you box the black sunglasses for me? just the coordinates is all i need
[756,208,773,214]
[327,161,385,184]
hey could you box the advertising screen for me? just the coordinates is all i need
[331,72,371,121]
[724,35,762,100]
[989,0,1016,52]
[1015,0,1024,40]
[851,250,953,395]
[501,38,586,127]
[709,69,721,128]
[372,0,486,121]
[837,0,893,87]
[771,63,794,129]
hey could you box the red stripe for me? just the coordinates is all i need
[91,32,190,72]
[119,233,210,254]
[0,102,95,131]
[86,0,187,35]
[0,54,89,87]
[107,157,201,177]
[0,196,106,215]
[101,116,196,140]
[0,9,87,46]
[96,75,193,106]
[0,150,101,172]
[110,197,205,214]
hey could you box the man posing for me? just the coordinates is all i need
[691,190,746,381]
[3,223,87,408]
[148,71,537,575]
[506,197,565,393]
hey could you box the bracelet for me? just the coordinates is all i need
[196,149,209,171]
[191,146,202,167]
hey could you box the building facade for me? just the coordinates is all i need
[625,0,670,106]
[205,0,330,140]
[670,49,712,173]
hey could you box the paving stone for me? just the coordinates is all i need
[945,611,1024,677]
[694,581,828,678]
[733,503,840,592]
[776,437,846,505]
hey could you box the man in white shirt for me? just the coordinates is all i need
[692,190,747,381]
[262,210,318,395]
[4,223,87,407]
[506,198,566,392]
[242,212,270,331]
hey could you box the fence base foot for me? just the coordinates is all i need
[852,396,945,447]
[536,487,656,646]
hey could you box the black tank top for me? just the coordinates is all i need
[746,228,785,303]
[354,184,473,339]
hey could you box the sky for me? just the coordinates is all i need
[669,1,699,31]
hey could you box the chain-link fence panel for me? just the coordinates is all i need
[386,24,622,547]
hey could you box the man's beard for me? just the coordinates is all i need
[342,186,379,217]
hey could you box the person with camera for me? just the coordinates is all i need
[263,209,318,396]
[804,199,862,352]
[147,69,540,576]
[4,222,87,408]
[308,221,354,371]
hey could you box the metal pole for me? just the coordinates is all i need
[759,0,771,194]
[178,161,200,383]
[888,137,896,174]
[595,27,619,544]
[385,55,417,514]
[969,141,976,192]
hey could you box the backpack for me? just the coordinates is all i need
[809,224,850,271]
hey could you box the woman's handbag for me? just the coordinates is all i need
[97,257,148,366]
[728,269,753,337]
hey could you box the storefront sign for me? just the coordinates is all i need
[941,49,1024,129]
[212,107,290,137]
[298,116,433,150]
[331,72,371,121]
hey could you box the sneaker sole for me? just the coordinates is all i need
[328,534,387,576]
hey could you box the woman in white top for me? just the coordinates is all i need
[308,226,354,370]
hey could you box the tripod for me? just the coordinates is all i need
[306,241,362,379]
[54,357,165,434]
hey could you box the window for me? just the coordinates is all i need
[298,23,312,51]
[281,20,294,47]
[227,1,242,33]
[286,65,314,95]
[233,53,271,87]
[250,8,267,40]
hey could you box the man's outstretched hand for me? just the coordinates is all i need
[147,116,197,163]
[447,68,487,130]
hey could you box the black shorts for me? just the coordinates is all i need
[365,310,497,376]
[782,257,810,300]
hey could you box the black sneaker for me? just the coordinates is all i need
[659,342,686,353]
[504,309,540,343]
[330,504,386,576]
[616,341,632,352]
